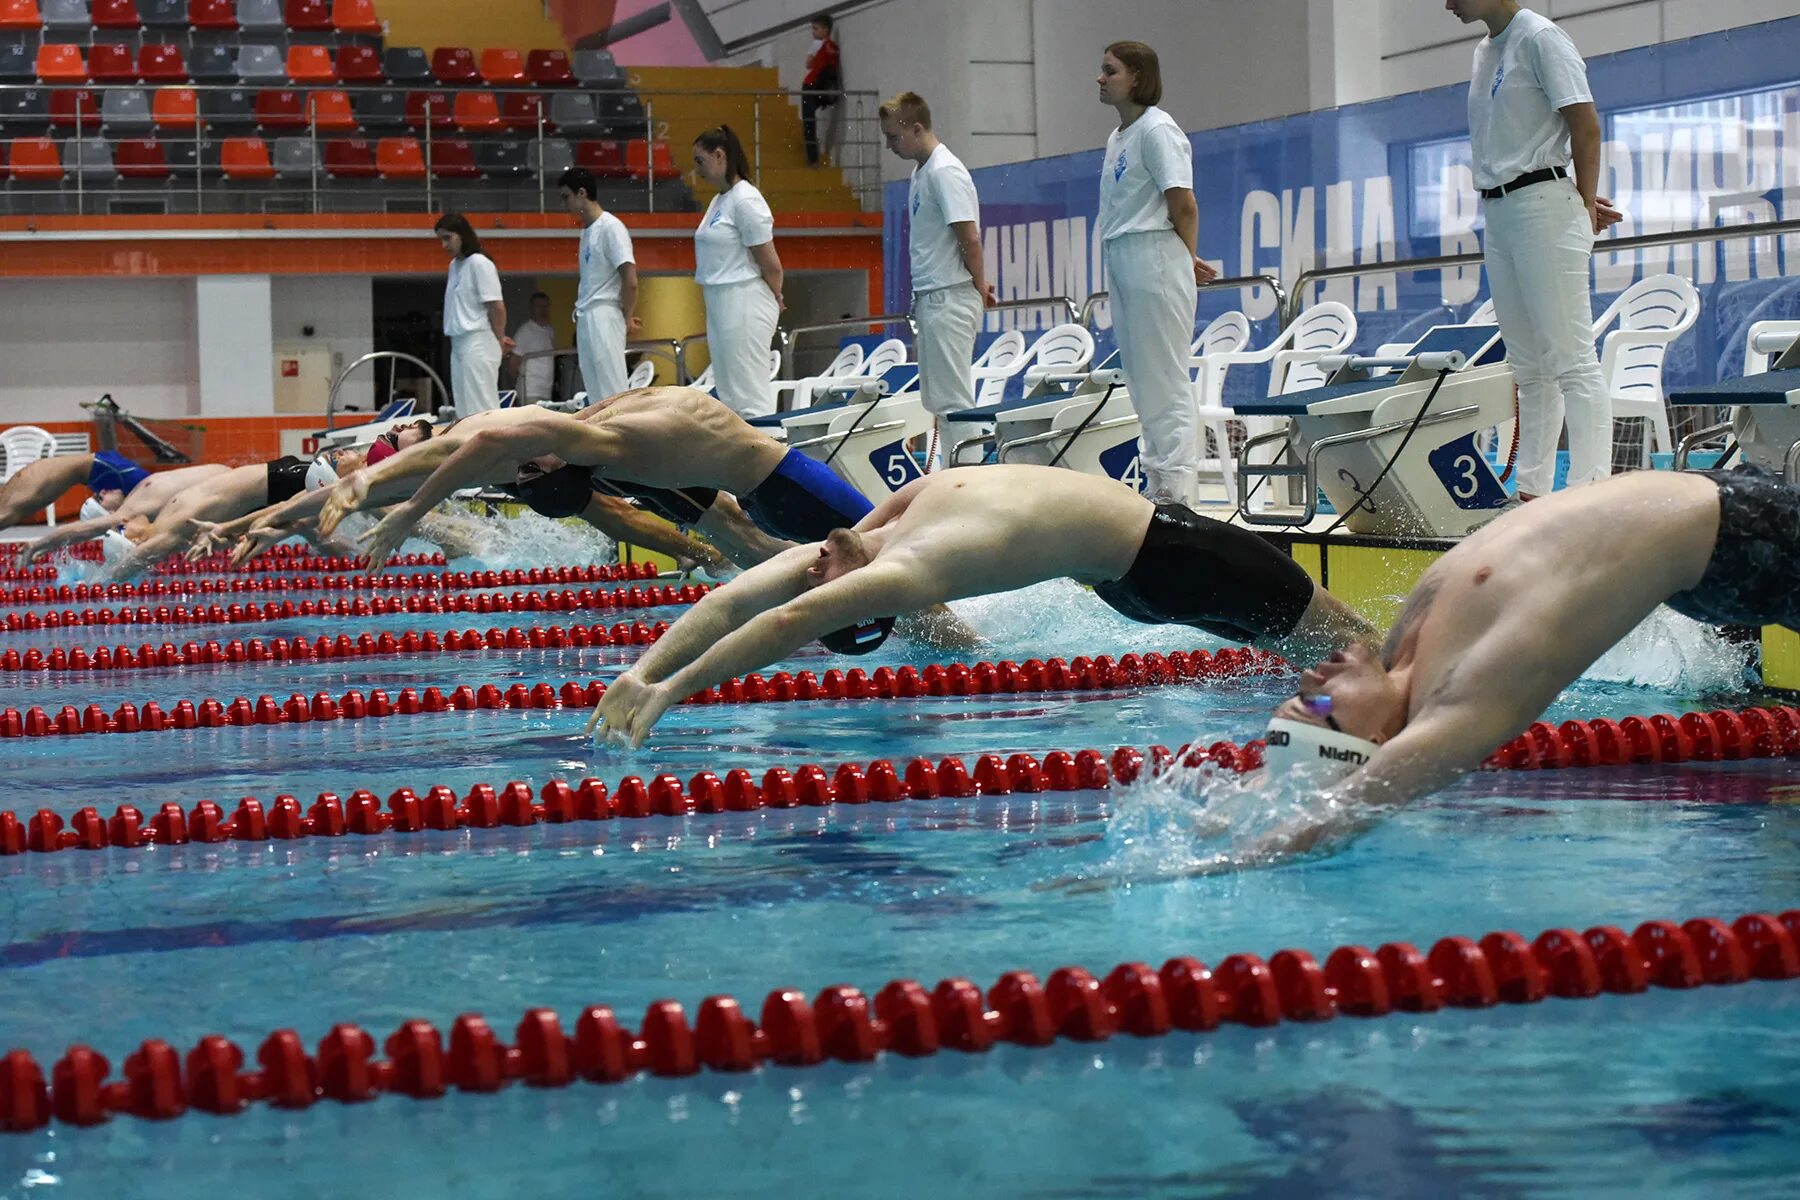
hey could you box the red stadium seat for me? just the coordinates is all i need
[88,43,138,83]
[499,92,547,132]
[92,0,141,30]
[375,135,423,178]
[138,43,186,83]
[526,49,575,87]
[114,136,170,178]
[577,139,626,178]
[329,0,377,33]
[284,0,330,31]
[334,44,383,84]
[404,89,453,130]
[429,47,478,85]
[220,135,275,180]
[479,48,525,86]
[151,85,198,128]
[8,136,62,180]
[188,0,236,31]
[452,91,499,133]
[48,87,101,129]
[0,0,42,31]
[307,88,355,131]
[253,88,306,130]
[429,137,479,179]
[323,136,376,177]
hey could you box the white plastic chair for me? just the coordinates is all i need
[1190,312,1253,487]
[810,338,912,404]
[1,425,59,527]
[1468,297,1497,326]
[969,330,1027,407]
[1018,324,1097,390]
[1592,274,1701,464]
[626,358,656,390]
[772,341,866,412]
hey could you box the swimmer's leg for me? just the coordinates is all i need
[1263,582,1377,664]
[0,455,91,529]
[580,494,729,573]
[696,492,794,569]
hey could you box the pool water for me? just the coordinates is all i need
[0,560,1796,1199]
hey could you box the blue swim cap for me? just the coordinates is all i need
[87,451,149,499]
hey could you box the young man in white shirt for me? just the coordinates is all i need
[559,167,642,403]
[1454,0,1621,499]
[508,292,558,405]
[879,91,995,465]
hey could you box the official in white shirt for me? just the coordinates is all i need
[509,293,558,404]
[434,213,510,415]
[559,166,642,403]
[1097,41,1218,506]
[1455,0,1622,499]
[878,91,994,463]
[691,125,784,420]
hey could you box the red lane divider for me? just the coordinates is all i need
[0,564,660,605]
[0,545,454,583]
[0,583,706,635]
[3,908,1794,1132]
[0,620,672,675]
[0,745,1137,855]
[0,648,1285,741]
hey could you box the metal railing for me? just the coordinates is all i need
[0,81,883,216]
[324,350,448,432]
[512,338,688,398]
[1283,217,1800,324]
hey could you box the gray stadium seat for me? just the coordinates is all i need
[0,88,50,133]
[382,47,432,84]
[534,137,572,183]
[139,0,188,31]
[571,50,624,88]
[0,41,34,82]
[62,138,116,183]
[272,136,316,179]
[40,0,91,35]
[548,93,601,136]
[101,87,153,132]
[477,139,528,179]
[236,0,288,36]
[350,89,406,129]
[236,45,287,85]
[200,88,256,130]
[188,45,238,83]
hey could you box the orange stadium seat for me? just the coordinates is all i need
[307,88,355,131]
[8,136,63,180]
[36,44,86,83]
[452,91,499,133]
[330,0,377,33]
[627,138,678,180]
[479,48,525,86]
[151,85,198,129]
[375,135,423,178]
[0,0,42,31]
[286,45,336,84]
[220,135,275,179]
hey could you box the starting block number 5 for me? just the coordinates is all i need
[870,440,923,491]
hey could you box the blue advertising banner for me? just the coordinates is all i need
[883,15,1800,395]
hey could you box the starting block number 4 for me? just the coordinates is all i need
[1098,438,1145,493]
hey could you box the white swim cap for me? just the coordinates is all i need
[102,529,135,564]
[304,456,338,493]
[80,497,109,523]
[1262,716,1378,784]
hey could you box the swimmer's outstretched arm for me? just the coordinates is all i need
[317,409,529,536]
[590,554,940,746]
[621,543,820,688]
[355,415,627,567]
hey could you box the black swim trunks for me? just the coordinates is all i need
[1092,503,1315,644]
[739,448,874,543]
[1666,467,1800,629]
[504,464,720,527]
[265,456,309,505]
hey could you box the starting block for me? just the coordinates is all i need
[770,365,934,501]
[1231,323,1517,537]
[983,363,1144,490]
[1670,324,1800,483]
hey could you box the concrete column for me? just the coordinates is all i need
[1308,0,1386,111]
[194,275,274,417]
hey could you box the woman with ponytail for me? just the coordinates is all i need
[691,125,783,419]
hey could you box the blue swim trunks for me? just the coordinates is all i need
[739,448,874,543]
[87,451,149,498]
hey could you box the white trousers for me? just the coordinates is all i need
[449,330,503,415]
[1481,178,1610,496]
[1105,230,1198,503]
[913,283,983,416]
[703,279,780,419]
[576,305,629,401]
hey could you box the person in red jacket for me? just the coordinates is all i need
[801,12,841,166]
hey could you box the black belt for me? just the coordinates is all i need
[1479,166,1567,200]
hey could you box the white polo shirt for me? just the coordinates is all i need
[511,318,556,399]
[693,180,776,286]
[1098,105,1192,241]
[576,211,635,313]
[907,143,979,293]
[1467,8,1592,191]
[443,252,503,337]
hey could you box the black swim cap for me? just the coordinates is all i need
[817,616,895,656]
[509,464,591,519]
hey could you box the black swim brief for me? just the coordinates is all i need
[590,474,719,528]
[265,455,309,506]
[1091,503,1315,644]
[1666,467,1800,629]
[739,448,874,543]
[504,464,719,527]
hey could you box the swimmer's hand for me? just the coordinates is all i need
[230,524,285,566]
[184,521,227,561]
[16,538,54,568]
[319,469,372,538]
[355,505,416,570]
[582,673,676,749]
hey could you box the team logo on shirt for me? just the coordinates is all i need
[910,188,921,216]
[1490,65,1505,97]
[1113,149,1128,181]
[706,204,724,226]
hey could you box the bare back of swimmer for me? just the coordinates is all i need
[588,466,1372,746]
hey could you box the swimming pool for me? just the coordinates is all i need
[0,545,1796,1199]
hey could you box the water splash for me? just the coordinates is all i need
[1583,605,1751,694]
[422,509,620,571]
[947,579,1229,660]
